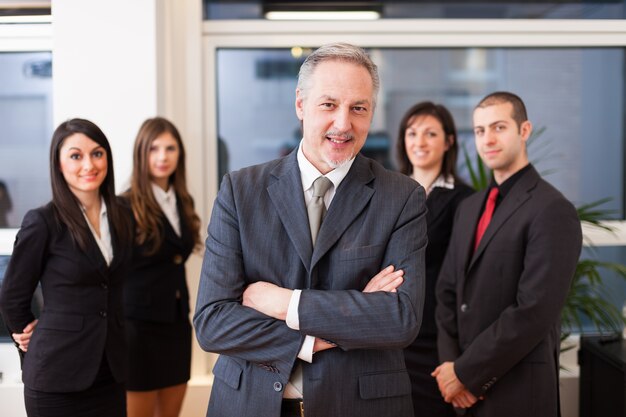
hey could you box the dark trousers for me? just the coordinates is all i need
[281,399,304,417]
[405,336,455,417]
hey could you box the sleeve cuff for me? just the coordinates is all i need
[286,289,302,330]
[297,335,315,363]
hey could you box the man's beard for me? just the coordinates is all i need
[323,130,355,169]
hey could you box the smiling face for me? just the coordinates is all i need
[473,101,532,184]
[404,114,450,175]
[148,132,180,190]
[296,60,374,174]
[59,133,108,201]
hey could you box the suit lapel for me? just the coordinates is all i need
[162,212,184,250]
[468,167,540,270]
[427,188,459,226]
[267,152,313,274]
[83,231,109,277]
[107,217,127,275]
[159,201,194,255]
[459,192,484,273]
[311,155,375,269]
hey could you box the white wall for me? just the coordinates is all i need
[52,0,159,192]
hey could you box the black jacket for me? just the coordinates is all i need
[0,202,132,392]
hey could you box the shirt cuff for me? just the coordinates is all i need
[286,289,301,330]
[298,335,315,363]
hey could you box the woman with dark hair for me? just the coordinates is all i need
[123,117,201,417]
[0,118,132,417]
[397,102,473,417]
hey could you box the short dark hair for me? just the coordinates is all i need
[475,91,528,129]
[50,118,130,250]
[396,101,459,180]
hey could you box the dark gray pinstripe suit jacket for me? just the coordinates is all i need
[194,150,427,417]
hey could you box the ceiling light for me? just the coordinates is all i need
[0,14,51,23]
[263,1,382,21]
[265,10,380,21]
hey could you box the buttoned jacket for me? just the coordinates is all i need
[194,151,428,417]
[0,202,132,392]
[436,165,582,417]
[123,200,194,323]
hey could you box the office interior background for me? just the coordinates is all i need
[0,0,625,416]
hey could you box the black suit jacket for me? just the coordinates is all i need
[0,202,132,392]
[123,201,194,323]
[420,182,474,339]
[436,165,582,417]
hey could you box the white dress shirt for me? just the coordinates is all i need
[151,182,181,237]
[81,197,113,266]
[285,141,355,363]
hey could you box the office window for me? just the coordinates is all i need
[0,255,10,342]
[216,47,625,218]
[0,51,53,228]
[203,1,626,20]
[574,246,626,333]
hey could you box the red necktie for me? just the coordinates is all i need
[474,187,499,251]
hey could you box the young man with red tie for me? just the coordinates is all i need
[434,91,582,417]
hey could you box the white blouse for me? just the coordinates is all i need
[81,198,113,266]
[151,182,181,237]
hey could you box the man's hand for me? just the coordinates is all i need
[313,338,336,354]
[12,319,38,352]
[432,362,474,405]
[363,265,404,293]
[450,389,479,409]
[242,281,293,320]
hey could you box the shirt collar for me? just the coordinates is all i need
[80,196,107,219]
[151,182,176,204]
[429,174,455,193]
[490,163,531,198]
[297,140,355,192]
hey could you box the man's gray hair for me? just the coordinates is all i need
[297,43,380,109]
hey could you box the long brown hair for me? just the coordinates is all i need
[126,117,201,254]
[396,101,460,181]
[50,118,131,250]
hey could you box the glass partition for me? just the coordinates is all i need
[0,51,53,228]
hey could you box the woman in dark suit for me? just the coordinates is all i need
[0,118,132,417]
[397,102,473,417]
[123,117,201,417]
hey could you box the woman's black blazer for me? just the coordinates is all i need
[123,200,194,323]
[0,202,132,392]
[420,182,474,337]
